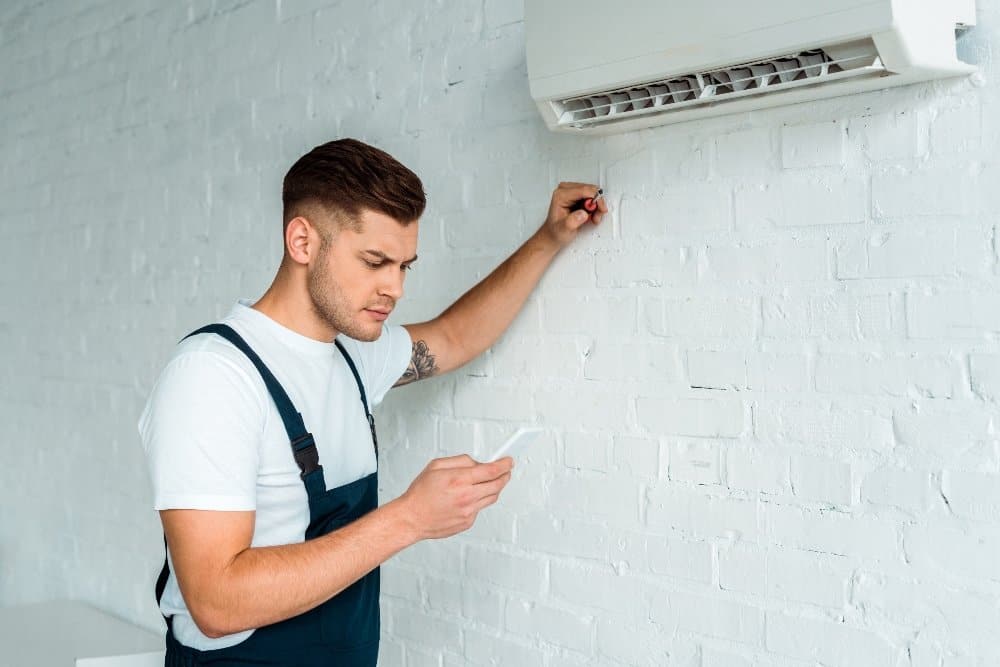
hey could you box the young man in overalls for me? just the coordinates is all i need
[139,138,608,666]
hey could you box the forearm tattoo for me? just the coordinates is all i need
[394,339,439,387]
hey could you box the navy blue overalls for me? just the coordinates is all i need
[156,323,383,666]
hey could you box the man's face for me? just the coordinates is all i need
[306,208,419,342]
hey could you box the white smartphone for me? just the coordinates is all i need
[488,427,544,462]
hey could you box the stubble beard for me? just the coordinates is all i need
[306,248,382,342]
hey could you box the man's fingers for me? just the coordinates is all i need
[554,183,601,208]
[471,492,502,513]
[473,471,511,500]
[430,454,477,470]
[464,458,513,484]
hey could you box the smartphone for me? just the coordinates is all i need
[488,427,544,462]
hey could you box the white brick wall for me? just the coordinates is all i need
[2,1,999,665]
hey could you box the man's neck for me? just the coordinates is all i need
[252,271,339,343]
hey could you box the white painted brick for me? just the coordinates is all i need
[515,512,610,561]
[564,431,610,472]
[535,383,632,431]
[484,0,523,29]
[491,334,585,379]
[755,400,895,453]
[763,503,899,563]
[645,534,713,583]
[465,546,545,596]
[907,291,1000,339]
[736,176,867,228]
[970,353,1000,400]
[504,599,593,652]
[548,472,641,525]
[931,104,982,156]
[714,127,776,178]
[726,446,790,495]
[667,439,723,485]
[762,293,893,341]
[653,590,764,645]
[790,454,853,506]
[541,294,636,336]
[702,240,829,283]
[583,339,683,383]
[595,244,697,288]
[873,166,977,218]
[719,542,767,596]
[391,606,463,653]
[620,183,731,238]
[687,349,748,390]
[595,617,675,665]
[848,110,929,161]
[462,627,545,666]
[462,582,505,629]
[782,120,845,168]
[747,352,809,392]
[649,296,758,339]
[424,574,463,616]
[892,403,993,465]
[647,484,760,540]
[550,562,645,617]
[766,612,896,665]
[815,353,955,398]
[941,471,1000,521]
[454,378,535,421]
[637,396,745,438]
[861,467,934,514]
[766,548,850,608]
[612,435,660,480]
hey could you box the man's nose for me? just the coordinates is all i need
[379,268,405,300]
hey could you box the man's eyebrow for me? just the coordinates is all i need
[362,249,418,263]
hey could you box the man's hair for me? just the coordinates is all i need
[282,138,426,232]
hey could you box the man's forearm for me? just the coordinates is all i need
[438,229,562,362]
[195,499,416,638]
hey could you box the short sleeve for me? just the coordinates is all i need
[138,349,266,511]
[338,324,412,408]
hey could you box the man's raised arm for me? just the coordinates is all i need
[395,182,608,387]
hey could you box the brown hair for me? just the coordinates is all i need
[282,138,426,232]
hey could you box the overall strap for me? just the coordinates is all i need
[334,339,379,457]
[184,324,323,481]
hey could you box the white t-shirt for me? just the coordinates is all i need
[138,299,412,651]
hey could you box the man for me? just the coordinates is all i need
[139,138,607,666]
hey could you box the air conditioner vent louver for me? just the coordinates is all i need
[554,41,885,129]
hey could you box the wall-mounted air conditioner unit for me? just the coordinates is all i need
[526,0,976,134]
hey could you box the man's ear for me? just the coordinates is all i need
[284,216,317,265]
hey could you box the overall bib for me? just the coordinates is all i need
[156,324,382,666]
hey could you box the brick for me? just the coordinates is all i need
[541,294,636,336]
[463,627,546,666]
[762,293,893,340]
[766,612,896,665]
[650,296,758,339]
[583,339,683,383]
[719,542,766,596]
[763,503,899,563]
[465,546,545,596]
[970,353,1000,400]
[595,617,675,665]
[595,244,696,288]
[715,127,776,178]
[647,484,760,540]
[755,400,894,453]
[848,110,929,161]
[637,396,745,438]
[668,439,723,485]
[550,562,645,617]
[736,176,867,228]
[515,511,610,561]
[504,599,593,652]
[892,403,993,465]
[654,591,764,645]
[702,240,828,283]
[873,166,977,218]
[766,548,851,608]
[563,431,610,472]
[645,534,713,583]
[782,120,845,168]
[816,353,955,398]
[790,454,853,506]
[861,467,934,514]
[548,472,641,525]
[942,471,1000,521]
[907,291,1000,339]
[726,445,790,495]
[747,352,809,392]
[687,349,748,390]
[612,435,660,479]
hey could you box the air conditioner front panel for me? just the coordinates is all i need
[526,0,891,99]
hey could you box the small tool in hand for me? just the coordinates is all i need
[571,188,604,214]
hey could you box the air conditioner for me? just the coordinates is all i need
[526,0,976,134]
